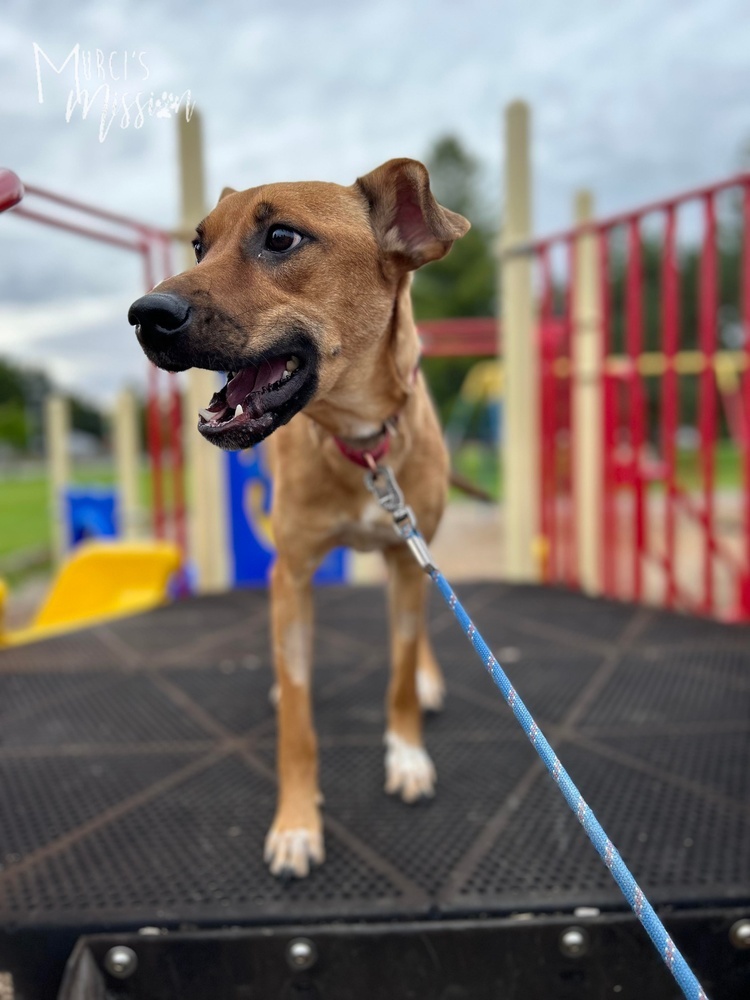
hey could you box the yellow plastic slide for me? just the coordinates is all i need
[0,540,182,646]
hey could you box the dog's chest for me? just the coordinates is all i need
[335,501,398,551]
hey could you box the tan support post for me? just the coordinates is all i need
[113,388,141,539]
[45,394,70,565]
[501,100,539,581]
[572,191,603,593]
[178,109,230,592]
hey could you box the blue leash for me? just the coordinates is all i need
[364,462,709,1000]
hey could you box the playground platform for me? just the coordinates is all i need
[0,583,748,998]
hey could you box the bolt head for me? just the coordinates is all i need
[560,926,589,958]
[104,945,138,979]
[286,937,317,971]
[730,919,750,949]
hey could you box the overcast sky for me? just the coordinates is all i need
[2,0,750,403]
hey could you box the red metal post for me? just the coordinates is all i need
[160,236,187,560]
[698,194,718,615]
[661,205,680,608]
[0,169,24,212]
[143,244,165,539]
[13,207,144,252]
[563,236,577,587]
[538,246,555,582]
[742,184,750,616]
[626,217,646,601]
[598,227,616,597]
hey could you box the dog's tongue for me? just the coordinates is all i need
[226,359,287,407]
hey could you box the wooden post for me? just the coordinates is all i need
[178,109,230,593]
[501,100,540,581]
[572,191,603,593]
[113,388,141,539]
[45,394,70,564]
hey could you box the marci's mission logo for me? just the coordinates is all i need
[33,44,196,143]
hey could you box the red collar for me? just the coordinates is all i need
[331,359,419,470]
[333,427,392,469]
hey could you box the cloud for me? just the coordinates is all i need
[2,0,750,401]
[0,294,144,398]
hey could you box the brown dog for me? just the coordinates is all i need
[128,159,470,877]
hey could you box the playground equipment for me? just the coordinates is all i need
[3,100,750,624]
[0,540,181,645]
[502,102,750,620]
[0,168,187,560]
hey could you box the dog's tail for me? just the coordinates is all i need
[449,469,494,503]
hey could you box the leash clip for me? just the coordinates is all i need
[364,464,435,573]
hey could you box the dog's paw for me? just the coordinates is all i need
[417,668,445,713]
[384,731,436,803]
[264,820,324,879]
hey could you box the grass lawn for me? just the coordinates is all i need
[447,440,744,506]
[675,441,742,491]
[0,463,148,571]
[451,442,502,501]
[0,474,52,560]
[0,442,742,573]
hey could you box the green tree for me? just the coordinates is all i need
[0,356,107,454]
[0,403,27,450]
[413,136,497,424]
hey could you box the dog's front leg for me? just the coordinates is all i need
[383,546,436,802]
[264,554,323,878]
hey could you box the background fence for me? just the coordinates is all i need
[531,175,750,620]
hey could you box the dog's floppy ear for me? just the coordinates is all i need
[356,158,470,270]
[218,186,237,202]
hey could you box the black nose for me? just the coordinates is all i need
[128,292,191,338]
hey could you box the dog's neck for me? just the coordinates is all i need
[304,274,420,442]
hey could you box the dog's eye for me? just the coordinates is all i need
[192,239,204,263]
[265,227,303,254]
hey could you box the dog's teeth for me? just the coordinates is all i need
[235,404,243,417]
[286,356,300,373]
[198,408,215,422]
[282,370,291,380]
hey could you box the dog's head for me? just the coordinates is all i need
[128,158,469,450]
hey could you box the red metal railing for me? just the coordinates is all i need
[0,170,186,557]
[530,171,750,621]
[418,317,498,356]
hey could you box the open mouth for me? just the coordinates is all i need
[197,351,313,450]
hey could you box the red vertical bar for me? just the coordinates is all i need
[741,183,750,618]
[661,205,680,608]
[168,376,186,559]
[159,236,187,561]
[626,217,645,601]
[142,245,165,539]
[147,364,165,539]
[564,236,576,588]
[539,245,555,583]
[699,193,718,614]
[599,227,616,597]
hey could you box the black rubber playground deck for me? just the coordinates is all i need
[0,582,749,995]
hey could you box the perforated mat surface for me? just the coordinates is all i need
[0,583,748,930]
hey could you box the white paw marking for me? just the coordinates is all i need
[417,668,445,712]
[268,683,280,707]
[384,731,436,802]
[264,825,324,878]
